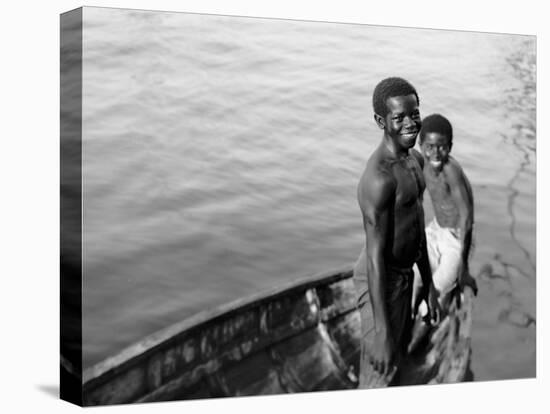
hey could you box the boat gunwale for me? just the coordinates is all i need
[82,264,355,386]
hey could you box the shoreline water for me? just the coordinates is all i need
[78,8,535,380]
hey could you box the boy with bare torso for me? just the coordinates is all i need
[353,78,440,387]
[412,114,478,320]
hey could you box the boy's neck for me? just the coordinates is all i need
[383,135,410,159]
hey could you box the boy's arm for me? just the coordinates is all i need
[359,170,395,375]
[416,226,441,322]
[412,149,441,321]
[447,163,478,295]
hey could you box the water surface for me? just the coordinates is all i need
[78,8,536,380]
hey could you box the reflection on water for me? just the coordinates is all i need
[491,38,536,318]
[467,38,535,380]
[503,40,536,274]
[78,8,536,380]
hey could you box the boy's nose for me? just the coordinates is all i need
[403,116,416,128]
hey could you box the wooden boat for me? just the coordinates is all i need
[79,266,474,406]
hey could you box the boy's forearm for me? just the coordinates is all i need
[417,232,433,288]
[459,214,473,266]
[461,229,472,265]
[366,252,390,334]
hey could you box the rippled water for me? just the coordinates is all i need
[76,7,536,380]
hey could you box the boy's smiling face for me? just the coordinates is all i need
[375,94,421,152]
[421,131,452,171]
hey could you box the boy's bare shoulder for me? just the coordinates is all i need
[443,156,469,184]
[360,151,397,188]
[410,148,424,168]
[443,155,474,205]
[358,152,397,209]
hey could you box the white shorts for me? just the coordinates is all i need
[414,219,462,312]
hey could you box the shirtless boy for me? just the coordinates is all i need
[353,77,440,387]
[412,114,478,319]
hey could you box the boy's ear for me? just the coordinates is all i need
[374,113,385,130]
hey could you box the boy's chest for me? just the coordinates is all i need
[425,173,453,201]
[393,159,425,206]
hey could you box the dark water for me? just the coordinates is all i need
[77,8,536,380]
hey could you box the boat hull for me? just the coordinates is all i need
[79,267,473,405]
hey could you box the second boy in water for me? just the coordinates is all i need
[412,114,478,321]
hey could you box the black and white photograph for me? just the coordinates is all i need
[2,1,548,413]
[59,4,536,406]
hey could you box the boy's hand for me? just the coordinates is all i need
[370,329,396,377]
[458,264,478,296]
[426,284,442,325]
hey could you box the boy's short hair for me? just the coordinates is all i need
[372,77,419,117]
[419,114,453,144]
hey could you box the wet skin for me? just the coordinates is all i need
[358,94,440,376]
[420,131,477,295]
[359,95,425,267]
[421,132,474,228]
